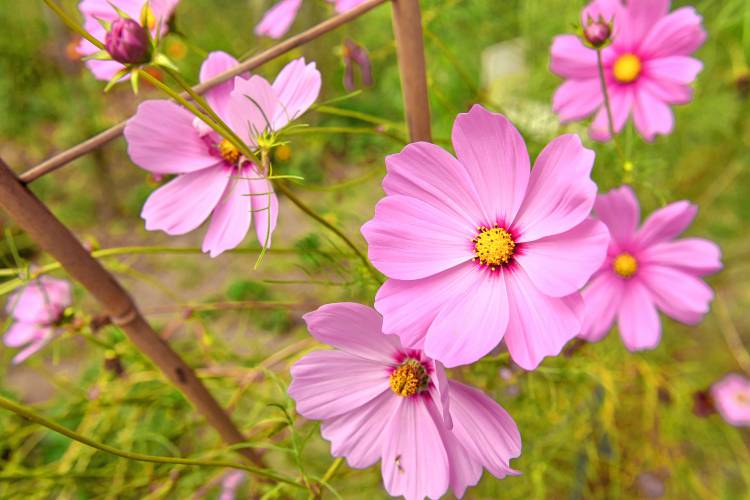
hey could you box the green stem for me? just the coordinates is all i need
[0,395,305,489]
[44,0,104,50]
[275,182,383,284]
[595,49,626,164]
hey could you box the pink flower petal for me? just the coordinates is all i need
[6,276,71,324]
[549,35,598,80]
[638,77,693,105]
[228,76,277,146]
[589,85,633,141]
[634,200,697,248]
[643,56,703,85]
[582,0,627,30]
[254,0,302,39]
[593,185,640,247]
[303,303,402,363]
[4,322,43,348]
[442,430,482,499]
[448,381,522,478]
[515,218,609,298]
[248,166,279,248]
[640,7,706,59]
[289,350,390,420]
[633,86,674,141]
[362,195,474,280]
[513,134,596,242]
[424,268,508,367]
[640,265,714,325]
[200,51,241,123]
[11,329,53,365]
[125,101,220,174]
[141,167,229,235]
[320,389,400,468]
[617,279,660,351]
[331,0,367,13]
[640,238,722,276]
[553,79,602,123]
[503,266,583,370]
[382,142,486,227]
[711,374,750,427]
[620,0,670,51]
[451,105,530,226]
[374,263,486,351]
[271,58,321,130]
[381,398,450,500]
[202,169,252,258]
[580,271,625,342]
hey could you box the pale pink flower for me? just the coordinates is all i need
[551,0,706,141]
[711,374,750,427]
[124,52,321,257]
[580,185,722,350]
[4,276,72,364]
[218,470,246,500]
[76,0,180,80]
[361,105,609,369]
[255,0,367,39]
[289,303,521,500]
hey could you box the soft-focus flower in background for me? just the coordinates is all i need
[77,0,180,80]
[342,38,373,92]
[362,104,609,370]
[551,0,706,141]
[580,185,722,350]
[3,276,72,365]
[255,0,368,39]
[289,303,521,500]
[711,374,750,427]
[124,51,320,257]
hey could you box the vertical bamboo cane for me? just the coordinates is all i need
[391,0,432,142]
[0,158,262,466]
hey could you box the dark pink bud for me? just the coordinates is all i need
[105,18,150,64]
[342,39,373,92]
[583,18,611,48]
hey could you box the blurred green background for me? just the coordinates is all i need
[0,0,749,498]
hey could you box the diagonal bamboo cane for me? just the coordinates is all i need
[0,157,263,467]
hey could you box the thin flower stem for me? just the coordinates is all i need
[275,182,383,284]
[43,0,104,50]
[321,457,344,485]
[595,48,626,164]
[715,293,750,375]
[0,395,305,489]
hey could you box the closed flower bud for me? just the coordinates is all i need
[105,18,150,65]
[583,17,611,48]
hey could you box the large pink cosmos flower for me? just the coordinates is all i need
[124,52,320,257]
[551,0,706,141]
[4,276,71,365]
[255,0,367,39]
[361,105,610,370]
[580,185,722,350]
[77,0,180,81]
[289,303,521,500]
[711,374,750,427]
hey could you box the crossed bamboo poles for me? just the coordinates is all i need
[0,0,431,488]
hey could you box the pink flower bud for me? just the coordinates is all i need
[583,18,611,48]
[105,18,150,65]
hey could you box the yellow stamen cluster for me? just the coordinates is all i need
[613,252,638,278]
[389,359,428,398]
[613,53,642,83]
[218,139,241,165]
[472,225,516,270]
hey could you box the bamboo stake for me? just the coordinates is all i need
[19,0,389,184]
[391,0,432,142]
[0,158,263,466]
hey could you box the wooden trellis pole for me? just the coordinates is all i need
[0,0,432,472]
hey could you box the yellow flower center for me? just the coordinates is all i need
[613,252,638,278]
[613,53,642,83]
[389,359,428,398]
[472,225,516,270]
[218,139,241,164]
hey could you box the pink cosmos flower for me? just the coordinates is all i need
[289,303,521,500]
[77,0,180,81]
[580,185,722,350]
[4,276,72,364]
[711,374,750,427]
[361,105,610,370]
[551,0,706,141]
[124,51,321,257]
[255,0,367,39]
